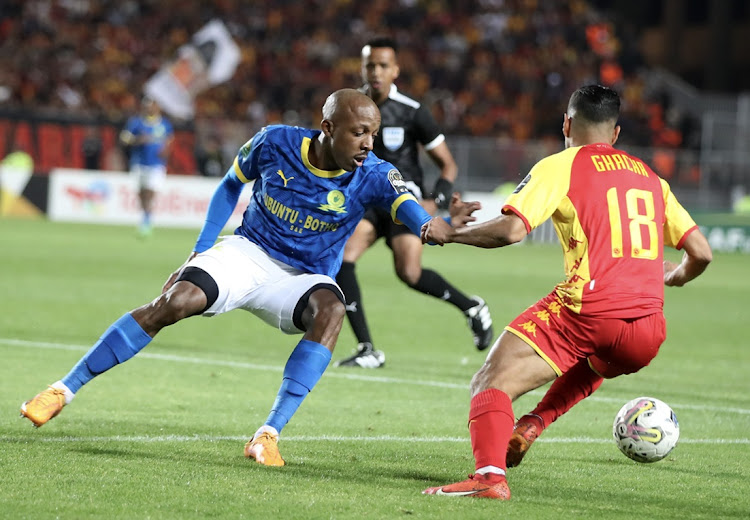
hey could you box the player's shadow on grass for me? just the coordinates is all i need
[273,454,456,484]
[64,444,444,489]
[63,444,250,470]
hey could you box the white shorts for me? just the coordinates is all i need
[185,235,343,334]
[131,164,167,191]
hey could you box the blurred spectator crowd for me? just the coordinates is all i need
[0,0,697,174]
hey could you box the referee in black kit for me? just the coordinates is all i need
[335,36,494,368]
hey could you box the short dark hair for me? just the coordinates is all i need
[365,36,398,53]
[568,85,620,124]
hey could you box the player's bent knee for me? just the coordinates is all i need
[293,283,345,332]
[165,284,208,319]
[135,282,208,333]
[469,362,501,395]
[398,268,422,286]
[313,293,346,326]
[394,259,422,286]
[469,370,487,396]
[469,335,557,398]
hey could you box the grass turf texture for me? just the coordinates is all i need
[1,218,748,519]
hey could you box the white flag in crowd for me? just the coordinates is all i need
[145,20,241,120]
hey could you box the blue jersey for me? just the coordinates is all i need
[123,115,173,167]
[232,125,419,277]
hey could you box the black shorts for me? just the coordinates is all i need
[362,206,411,248]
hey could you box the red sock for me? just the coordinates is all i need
[469,388,515,471]
[531,358,603,430]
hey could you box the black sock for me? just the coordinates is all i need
[336,261,373,344]
[409,268,475,312]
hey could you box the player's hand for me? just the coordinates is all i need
[162,252,198,293]
[421,217,453,246]
[663,259,684,286]
[448,192,481,228]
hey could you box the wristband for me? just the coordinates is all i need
[430,178,453,210]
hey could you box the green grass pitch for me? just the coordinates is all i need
[1,218,748,519]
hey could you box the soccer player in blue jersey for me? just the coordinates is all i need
[120,96,174,237]
[21,89,477,466]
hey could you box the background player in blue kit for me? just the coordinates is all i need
[120,96,174,237]
[335,37,493,368]
[21,89,477,466]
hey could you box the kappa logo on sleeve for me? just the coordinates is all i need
[388,169,410,195]
[513,174,531,194]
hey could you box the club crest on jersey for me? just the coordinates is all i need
[513,174,531,193]
[388,169,409,195]
[382,127,405,151]
[318,190,347,214]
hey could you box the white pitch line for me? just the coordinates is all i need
[3,337,750,415]
[0,434,748,445]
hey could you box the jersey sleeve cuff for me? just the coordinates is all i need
[675,225,699,250]
[502,204,532,234]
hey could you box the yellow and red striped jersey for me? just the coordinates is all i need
[503,143,698,318]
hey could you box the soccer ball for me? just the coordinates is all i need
[612,397,680,463]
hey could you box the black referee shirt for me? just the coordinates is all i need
[360,84,445,197]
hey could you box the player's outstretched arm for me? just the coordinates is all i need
[664,229,712,287]
[422,209,527,248]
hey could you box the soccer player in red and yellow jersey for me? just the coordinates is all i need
[420,85,712,500]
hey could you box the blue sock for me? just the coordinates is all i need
[265,340,332,433]
[62,313,152,393]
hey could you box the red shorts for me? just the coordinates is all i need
[505,292,666,378]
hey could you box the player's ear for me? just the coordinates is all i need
[611,124,621,145]
[393,63,400,80]
[321,119,334,137]
[562,113,571,138]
